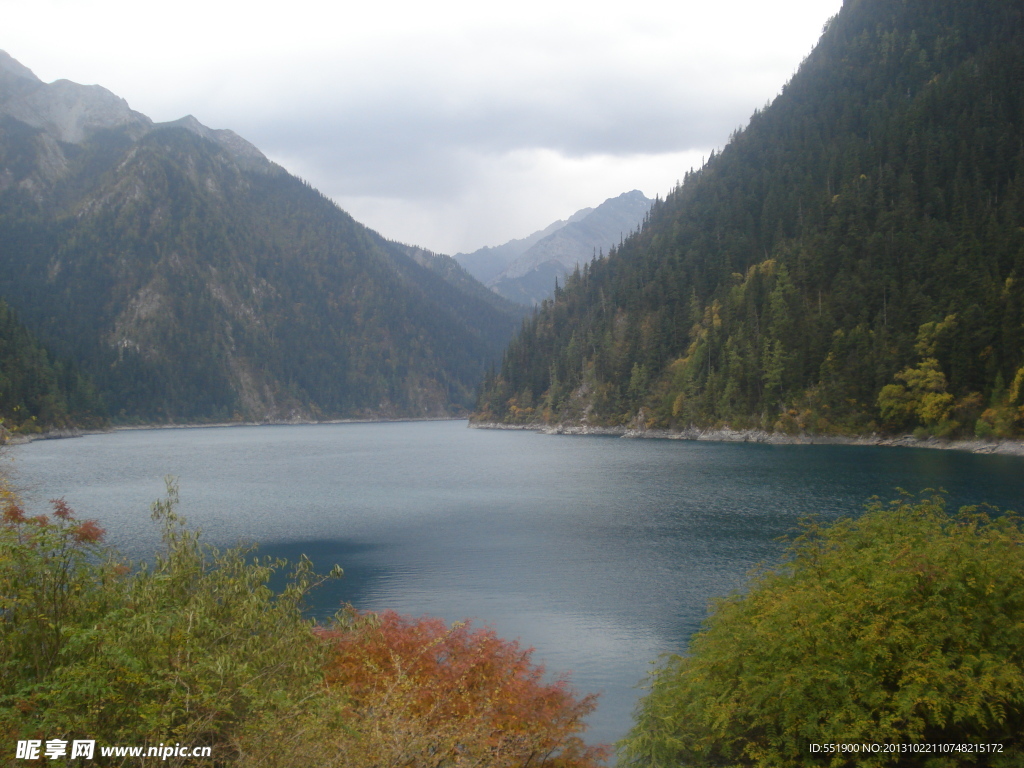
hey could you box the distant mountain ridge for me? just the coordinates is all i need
[489,190,652,305]
[455,208,592,286]
[0,51,522,423]
[456,191,652,306]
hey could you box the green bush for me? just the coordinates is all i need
[619,494,1024,768]
[1,480,338,764]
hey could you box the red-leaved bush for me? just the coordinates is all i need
[315,610,609,767]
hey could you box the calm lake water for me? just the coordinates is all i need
[8,421,1024,747]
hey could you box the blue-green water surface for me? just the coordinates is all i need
[9,421,1023,746]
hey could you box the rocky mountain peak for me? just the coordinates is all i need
[0,50,41,86]
[0,51,277,179]
[0,51,152,145]
[158,115,278,174]
[0,50,45,107]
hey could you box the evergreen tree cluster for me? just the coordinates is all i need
[475,0,1024,439]
[0,300,105,434]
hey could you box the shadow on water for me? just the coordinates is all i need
[259,539,400,622]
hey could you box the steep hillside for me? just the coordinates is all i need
[0,52,521,423]
[474,0,1024,439]
[398,243,527,320]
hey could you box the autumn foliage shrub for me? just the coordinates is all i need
[314,610,608,767]
[242,611,608,768]
[0,497,122,693]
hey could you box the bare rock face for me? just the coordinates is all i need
[1,52,152,144]
[0,50,274,175]
[7,79,152,144]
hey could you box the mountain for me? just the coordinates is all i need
[396,242,526,320]
[474,0,1024,440]
[0,51,522,423]
[456,192,652,306]
[487,190,653,306]
[455,208,592,286]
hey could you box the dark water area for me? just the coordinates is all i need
[9,421,1023,747]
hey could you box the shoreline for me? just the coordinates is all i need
[468,421,1024,457]
[1,416,467,446]
[7,419,1023,457]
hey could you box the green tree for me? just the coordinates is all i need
[877,358,955,428]
[877,316,960,434]
[619,494,1024,767]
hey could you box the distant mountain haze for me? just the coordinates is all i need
[0,50,522,424]
[456,190,652,305]
[455,210,591,286]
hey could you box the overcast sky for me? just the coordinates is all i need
[4,0,843,255]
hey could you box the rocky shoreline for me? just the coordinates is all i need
[0,427,101,446]
[6,420,1023,457]
[468,421,1024,456]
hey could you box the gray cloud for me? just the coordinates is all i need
[6,0,843,252]
[243,73,757,202]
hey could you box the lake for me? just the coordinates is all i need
[7,420,1024,747]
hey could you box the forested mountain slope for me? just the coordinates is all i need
[474,0,1024,439]
[0,52,521,423]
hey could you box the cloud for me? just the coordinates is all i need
[3,0,843,252]
[292,147,709,254]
